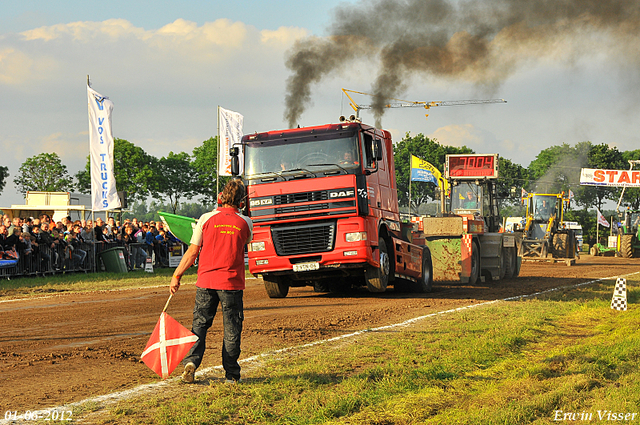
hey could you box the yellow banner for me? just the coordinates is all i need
[410,155,449,193]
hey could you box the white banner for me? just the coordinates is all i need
[218,107,244,176]
[88,85,121,211]
[580,168,640,187]
[596,208,610,228]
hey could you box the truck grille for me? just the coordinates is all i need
[271,221,336,256]
[274,190,328,205]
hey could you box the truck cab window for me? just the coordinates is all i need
[361,132,375,169]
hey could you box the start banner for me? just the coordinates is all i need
[580,168,640,187]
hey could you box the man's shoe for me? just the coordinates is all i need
[182,362,196,383]
[225,378,242,384]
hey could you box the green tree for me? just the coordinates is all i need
[13,153,73,195]
[583,143,626,211]
[76,138,158,203]
[620,149,640,210]
[191,136,231,204]
[526,142,626,211]
[393,133,472,213]
[497,157,528,210]
[0,166,8,194]
[155,152,199,214]
[527,143,587,195]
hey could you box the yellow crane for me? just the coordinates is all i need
[341,88,507,120]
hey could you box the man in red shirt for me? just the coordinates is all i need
[170,179,253,383]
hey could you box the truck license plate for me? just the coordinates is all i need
[293,262,320,272]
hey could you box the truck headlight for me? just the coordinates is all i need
[345,231,367,242]
[250,241,266,252]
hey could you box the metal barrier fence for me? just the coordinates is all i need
[0,242,175,279]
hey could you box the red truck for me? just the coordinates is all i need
[229,119,433,297]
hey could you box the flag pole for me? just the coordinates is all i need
[409,155,412,217]
[163,293,173,313]
[216,106,220,199]
[87,75,94,225]
[409,175,412,216]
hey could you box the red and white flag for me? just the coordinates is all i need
[521,188,528,198]
[596,208,610,228]
[141,312,198,379]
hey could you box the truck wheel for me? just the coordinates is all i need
[365,237,389,292]
[513,250,521,278]
[416,247,433,293]
[503,246,517,279]
[263,275,289,298]
[469,241,481,285]
[499,247,507,280]
[620,235,634,258]
[590,245,599,256]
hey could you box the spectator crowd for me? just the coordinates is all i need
[0,213,181,275]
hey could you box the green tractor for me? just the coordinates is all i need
[619,208,640,258]
[608,159,640,258]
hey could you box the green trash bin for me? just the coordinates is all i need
[100,247,129,273]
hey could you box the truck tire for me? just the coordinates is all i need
[416,247,433,293]
[590,245,599,256]
[469,241,481,285]
[394,250,432,293]
[503,246,517,279]
[499,247,507,280]
[263,275,289,298]
[620,234,634,258]
[365,237,389,292]
[513,251,521,278]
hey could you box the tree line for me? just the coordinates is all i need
[395,134,640,243]
[2,133,639,242]
[4,137,230,214]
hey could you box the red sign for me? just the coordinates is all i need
[447,154,498,179]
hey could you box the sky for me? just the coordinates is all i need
[1,0,639,207]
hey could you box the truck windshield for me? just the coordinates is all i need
[244,135,360,178]
[532,195,559,221]
[451,182,482,213]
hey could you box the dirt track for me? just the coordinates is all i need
[1,255,639,412]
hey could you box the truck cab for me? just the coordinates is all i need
[233,120,432,297]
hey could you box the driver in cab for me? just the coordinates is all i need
[462,191,478,209]
[340,151,359,166]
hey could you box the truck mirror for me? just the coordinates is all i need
[230,147,240,176]
[374,139,383,161]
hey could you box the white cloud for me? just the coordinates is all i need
[0,18,312,205]
[261,26,309,47]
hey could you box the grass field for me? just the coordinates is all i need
[69,274,640,424]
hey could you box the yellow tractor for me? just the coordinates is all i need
[519,192,577,265]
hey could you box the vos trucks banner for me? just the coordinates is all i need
[580,168,640,187]
[218,107,244,176]
[87,84,121,211]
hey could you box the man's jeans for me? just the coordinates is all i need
[183,287,244,381]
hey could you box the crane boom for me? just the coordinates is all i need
[342,88,506,119]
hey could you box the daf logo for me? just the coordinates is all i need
[329,189,355,198]
[250,198,273,207]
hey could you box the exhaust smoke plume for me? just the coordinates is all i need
[284,0,640,128]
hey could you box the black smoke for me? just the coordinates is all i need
[284,0,640,127]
